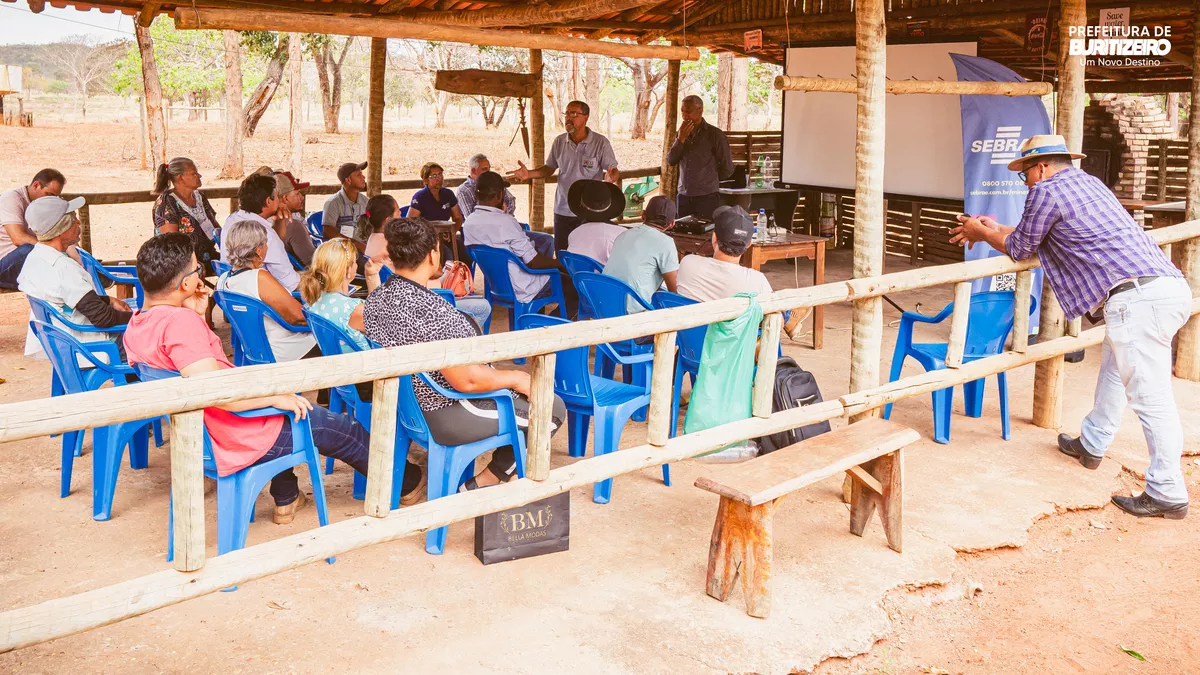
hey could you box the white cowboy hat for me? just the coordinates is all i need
[1007,134,1087,171]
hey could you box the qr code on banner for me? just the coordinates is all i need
[991,273,1016,291]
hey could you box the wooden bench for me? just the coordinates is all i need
[694,418,919,618]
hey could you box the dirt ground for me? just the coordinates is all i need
[2,121,1200,673]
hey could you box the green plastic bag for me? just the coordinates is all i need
[683,294,763,453]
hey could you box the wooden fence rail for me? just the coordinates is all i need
[0,218,1197,654]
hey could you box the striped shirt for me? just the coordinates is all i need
[1004,167,1181,320]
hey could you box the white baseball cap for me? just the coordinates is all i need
[25,195,86,240]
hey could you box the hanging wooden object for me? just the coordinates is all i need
[435,69,539,99]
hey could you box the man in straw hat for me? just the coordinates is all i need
[18,195,131,359]
[950,134,1191,520]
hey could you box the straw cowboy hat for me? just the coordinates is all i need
[1007,134,1087,171]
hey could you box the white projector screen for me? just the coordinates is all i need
[781,42,977,201]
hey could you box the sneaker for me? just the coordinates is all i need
[273,491,308,525]
[400,466,427,507]
[783,308,813,341]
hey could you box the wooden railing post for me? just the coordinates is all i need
[647,331,678,447]
[77,204,92,253]
[528,49,545,233]
[1174,16,1200,382]
[752,313,783,418]
[1012,270,1033,353]
[364,377,399,517]
[944,282,972,368]
[909,201,921,264]
[526,354,556,480]
[170,410,205,572]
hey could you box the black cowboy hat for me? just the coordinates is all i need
[567,179,625,222]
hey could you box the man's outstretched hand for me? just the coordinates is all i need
[507,161,531,182]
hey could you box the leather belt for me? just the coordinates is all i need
[1107,276,1159,299]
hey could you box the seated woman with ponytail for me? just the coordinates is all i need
[359,194,401,268]
[299,238,382,400]
[151,157,220,274]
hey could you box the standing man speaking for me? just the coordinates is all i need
[951,135,1192,520]
[667,95,734,219]
[509,100,619,252]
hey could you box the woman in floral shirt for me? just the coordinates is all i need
[152,157,220,274]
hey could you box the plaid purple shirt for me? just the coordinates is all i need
[1004,167,1181,320]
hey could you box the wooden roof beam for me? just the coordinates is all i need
[137,1,161,27]
[639,0,735,44]
[378,0,658,27]
[175,8,701,60]
[774,76,1054,97]
[27,0,46,11]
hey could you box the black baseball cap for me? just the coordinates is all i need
[642,195,676,226]
[713,205,752,251]
[476,170,510,196]
[337,161,368,182]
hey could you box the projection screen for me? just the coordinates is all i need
[780,42,978,201]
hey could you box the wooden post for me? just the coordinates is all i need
[364,377,399,517]
[647,331,678,447]
[1174,1,1200,382]
[909,202,921,264]
[528,49,545,232]
[752,313,783,418]
[1032,0,1085,429]
[944,282,972,368]
[660,59,681,202]
[287,32,303,175]
[77,204,92,255]
[219,30,244,179]
[170,410,206,572]
[1012,269,1033,353]
[135,23,166,183]
[137,96,147,171]
[1157,139,1170,201]
[367,37,386,197]
[847,0,886,423]
[525,353,556,480]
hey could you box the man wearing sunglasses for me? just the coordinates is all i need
[508,100,620,252]
[950,134,1191,520]
[18,195,131,360]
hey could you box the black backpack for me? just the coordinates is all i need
[755,357,831,454]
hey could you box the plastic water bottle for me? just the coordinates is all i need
[756,209,767,242]
[755,154,766,188]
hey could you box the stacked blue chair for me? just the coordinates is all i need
[30,320,156,520]
[213,289,311,367]
[467,244,566,365]
[134,365,335,565]
[306,311,412,507]
[557,251,603,319]
[651,291,708,438]
[305,212,324,249]
[519,314,670,502]
[572,271,655,421]
[76,248,144,309]
[28,296,163,463]
[883,290,1037,444]
[212,260,233,277]
[389,363,526,554]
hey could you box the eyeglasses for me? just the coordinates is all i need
[428,173,444,179]
[178,264,203,288]
[564,111,586,118]
[1017,170,1028,182]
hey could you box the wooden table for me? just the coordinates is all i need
[719,187,800,232]
[667,230,828,349]
[429,220,461,260]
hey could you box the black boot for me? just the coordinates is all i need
[1111,492,1188,520]
[1056,433,1103,470]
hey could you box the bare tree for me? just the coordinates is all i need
[241,32,290,138]
[616,57,667,140]
[42,35,124,119]
[400,41,464,128]
[220,30,244,179]
[309,35,355,133]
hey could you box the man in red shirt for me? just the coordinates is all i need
[124,233,424,521]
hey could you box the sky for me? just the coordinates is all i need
[0,0,137,45]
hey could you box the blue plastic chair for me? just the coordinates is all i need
[651,291,709,438]
[30,320,156,520]
[572,272,655,422]
[27,296,163,461]
[134,364,335,565]
[306,311,412,508]
[558,251,603,319]
[213,289,311,367]
[466,245,567,361]
[519,314,670,502]
[77,248,144,309]
[390,364,526,555]
[883,290,1037,444]
[305,212,324,239]
[287,251,306,271]
[399,205,410,218]
[212,260,232,277]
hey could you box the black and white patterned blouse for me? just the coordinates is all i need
[362,274,483,411]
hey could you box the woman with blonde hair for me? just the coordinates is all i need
[300,238,382,353]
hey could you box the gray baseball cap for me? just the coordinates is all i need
[713,205,752,250]
[642,195,676,226]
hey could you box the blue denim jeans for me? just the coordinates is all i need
[0,244,33,290]
[257,405,374,506]
[527,231,555,259]
[456,296,493,332]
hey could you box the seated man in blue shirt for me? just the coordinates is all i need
[603,196,679,312]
